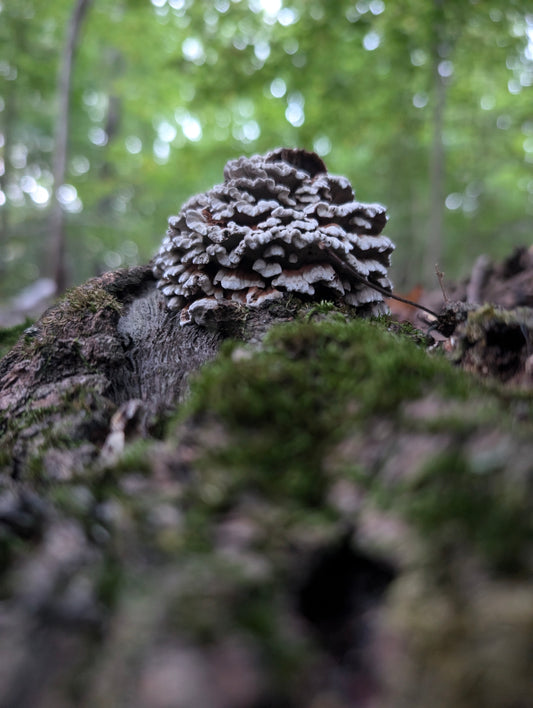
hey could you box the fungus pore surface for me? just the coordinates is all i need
[153,148,395,325]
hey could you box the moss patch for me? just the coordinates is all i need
[450,304,533,385]
[403,449,532,572]
[44,282,123,322]
[183,317,468,503]
[15,282,122,363]
[177,315,533,571]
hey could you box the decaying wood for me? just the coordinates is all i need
[466,254,491,304]
[0,265,304,478]
[1,249,533,708]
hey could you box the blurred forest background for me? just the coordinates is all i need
[1,0,532,307]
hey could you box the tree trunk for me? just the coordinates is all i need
[48,0,93,295]
[0,49,16,280]
[424,0,447,284]
[1,256,533,708]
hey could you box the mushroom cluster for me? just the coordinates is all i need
[153,148,395,325]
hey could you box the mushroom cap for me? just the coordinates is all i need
[153,148,394,325]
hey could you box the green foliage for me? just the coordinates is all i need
[1,0,532,297]
[0,320,31,359]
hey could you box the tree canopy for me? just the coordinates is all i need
[1,0,532,297]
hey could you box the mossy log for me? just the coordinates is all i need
[1,265,533,708]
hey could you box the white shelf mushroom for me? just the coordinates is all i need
[153,148,395,325]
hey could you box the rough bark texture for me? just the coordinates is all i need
[1,254,533,708]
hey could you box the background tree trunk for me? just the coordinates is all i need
[0,33,18,280]
[48,0,93,294]
[424,0,447,284]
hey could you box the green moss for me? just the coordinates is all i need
[107,439,154,475]
[464,304,533,332]
[16,282,123,361]
[164,554,311,688]
[450,304,533,380]
[45,282,123,322]
[233,582,312,687]
[181,317,469,508]
[403,450,533,572]
[0,386,110,480]
[176,314,533,572]
[48,484,94,517]
[0,403,61,460]
[304,299,346,320]
[383,317,433,347]
[95,553,123,610]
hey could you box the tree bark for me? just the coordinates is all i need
[48,0,93,294]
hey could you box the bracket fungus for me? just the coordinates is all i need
[153,148,395,325]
